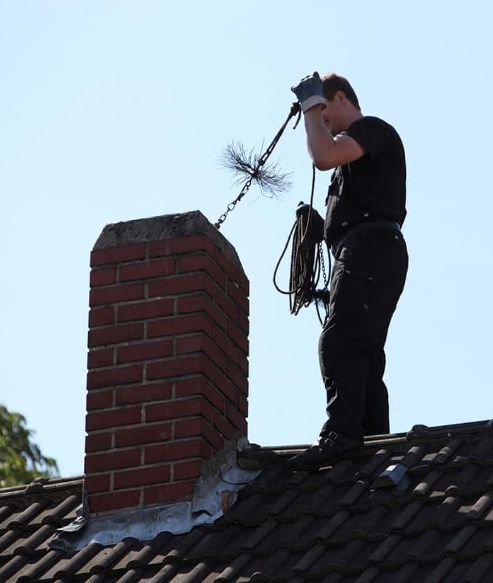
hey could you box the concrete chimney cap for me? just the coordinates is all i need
[93,210,243,270]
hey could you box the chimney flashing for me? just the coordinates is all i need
[53,440,261,551]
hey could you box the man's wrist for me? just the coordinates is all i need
[301,95,327,113]
[303,102,325,115]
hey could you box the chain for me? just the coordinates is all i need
[319,243,328,289]
[214,174,256,229]
[214,102,302,229]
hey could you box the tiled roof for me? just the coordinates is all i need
[1,420,493,582]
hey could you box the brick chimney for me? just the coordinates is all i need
[84,211,249,515]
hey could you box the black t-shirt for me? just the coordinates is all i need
[324,116,407,245]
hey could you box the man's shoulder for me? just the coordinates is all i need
[350,116,397,133]
[350,116,404,150]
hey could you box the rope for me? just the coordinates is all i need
[273,166,331,325]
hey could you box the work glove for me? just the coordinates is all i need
[296,202,325,243]
[291,72,328,113]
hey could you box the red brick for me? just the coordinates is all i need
[175,335,203,355]
[146,355,210,381]
[85,474,111,494]
[117,340,173,364]
[226,360,248,395]
[145,397,212,423]
[201,421,225,451]
[87,365,143,390]
[148,274,214,298]
[210,365,239,406]
[86,406,141,431]
[90,244,146,267]
[214,284,240,321]
[120,259,175,282]
[209,245,234,272]
[175,334,228,372]
[115,383,172,405]
[175,377,225,413]
[173,418,224,451]
[237,395,248,417]
[212,410,237,441]
[177,294,227,331]
[173,460,203,481]
[144,439,205,464]
[87,348,114,369]
[239,274,249,294]
[114,422,172,447]
[204,337,229,374]
[214,326,239,363]
[148,237,215,258]
[85,448,141,473]
[238,311,249,335]
[117,299,174,323]
[114,465,171,490]
[176,335,229,375]
[88,323,144,348]
[90,283,145,307]
[227,402,248,434]
[143,480,196,505]
[89,490,141,513]
[226,319,248,355]
[237,352,249,376]
[85,432,112,453]
[90,267,117,287]
[227,280,249,314]
[173,418,202,439]
[212,248,249,293]
[177,253,228,290]
[86,389,114,411]
[148,314,214,340]
[89,307,115,328]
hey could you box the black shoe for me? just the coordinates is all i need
[287,431,363,471]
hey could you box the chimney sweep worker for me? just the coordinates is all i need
[287,72,408,471]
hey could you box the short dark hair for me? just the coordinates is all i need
[321,73,360,111]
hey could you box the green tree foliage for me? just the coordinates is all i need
[0,404,59,487]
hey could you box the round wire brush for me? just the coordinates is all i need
[214,102,301,228]
[220,141,292,199]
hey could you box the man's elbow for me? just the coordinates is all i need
[312,156,336,171]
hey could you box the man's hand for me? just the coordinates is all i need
[291,72,328,113]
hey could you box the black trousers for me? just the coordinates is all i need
[318,226,408,442]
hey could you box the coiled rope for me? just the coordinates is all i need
[273,165,331,325]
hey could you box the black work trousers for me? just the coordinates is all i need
[319,226,408,442]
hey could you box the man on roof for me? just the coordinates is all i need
[288,72,408,471]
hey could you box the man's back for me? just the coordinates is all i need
[324,116,406,246]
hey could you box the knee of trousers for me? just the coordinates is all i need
[319,321,369,353]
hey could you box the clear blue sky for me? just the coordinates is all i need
[1,1,492,477]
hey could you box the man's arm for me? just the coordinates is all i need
[304,106,365,171]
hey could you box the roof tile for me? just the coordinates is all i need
[462,551,493,582]
[2,420,493,581]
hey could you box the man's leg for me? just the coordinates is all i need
[318,257,375,442]
[362,344,390,436]
[361,231,408,437]
[287,262,371,471]
[288,229,408,470]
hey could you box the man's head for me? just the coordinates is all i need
[320,73,362,135]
